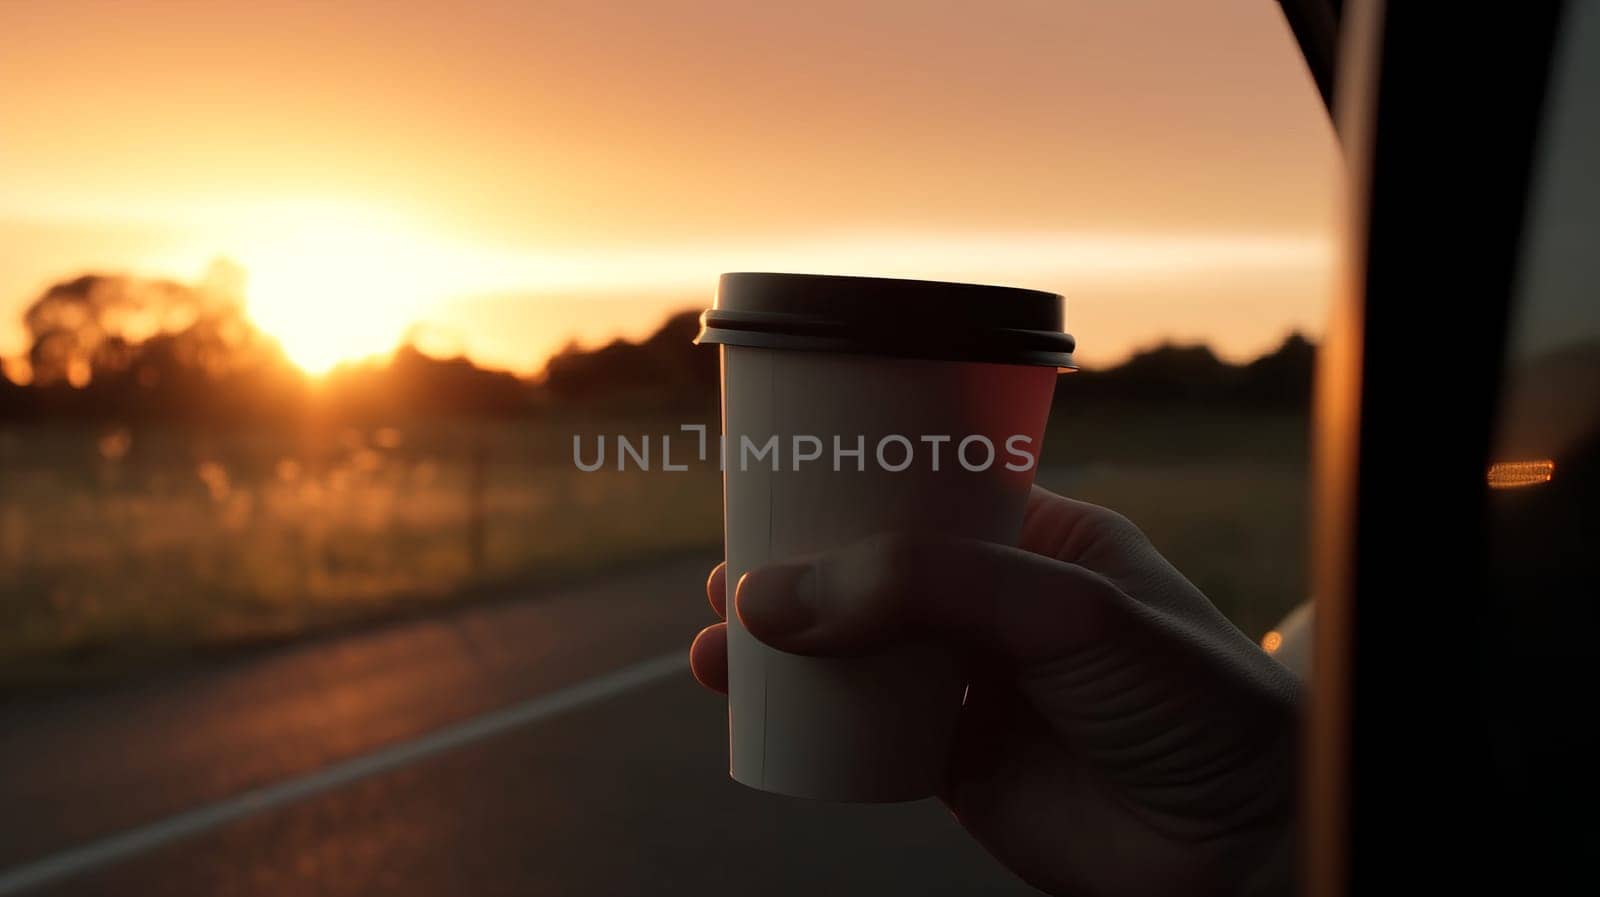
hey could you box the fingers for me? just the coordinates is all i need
[734,533,1133,665]
[706,562,727,619]
[689,622,727,693]
[692,564,728,695]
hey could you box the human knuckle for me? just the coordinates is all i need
[1092,505,1144,538]
[1079,507,1153,556]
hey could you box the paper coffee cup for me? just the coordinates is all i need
[697,273,1075,802]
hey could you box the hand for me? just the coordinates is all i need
[689,486,1300,897]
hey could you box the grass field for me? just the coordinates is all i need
[0,404,1308,688]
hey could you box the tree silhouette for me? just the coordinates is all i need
[2,267,1320,422]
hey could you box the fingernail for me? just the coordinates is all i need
[736,564,817,638]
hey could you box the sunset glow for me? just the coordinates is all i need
[0,0,1339,375]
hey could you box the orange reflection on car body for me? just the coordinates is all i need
[1487,459,1555,489]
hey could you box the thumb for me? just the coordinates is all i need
[733,533,1140,664]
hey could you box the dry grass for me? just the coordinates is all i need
[0,418,723,686]
[0,407,1308,687]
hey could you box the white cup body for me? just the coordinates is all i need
[720,345,1056,801]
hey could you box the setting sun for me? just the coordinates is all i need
[239,210,456,375]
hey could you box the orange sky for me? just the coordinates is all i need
[0,0,1338,376]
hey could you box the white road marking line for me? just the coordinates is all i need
[0,651,690,896]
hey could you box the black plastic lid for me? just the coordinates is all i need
[695,273,1076,369]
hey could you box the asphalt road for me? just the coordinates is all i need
[0,555,1039,896]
